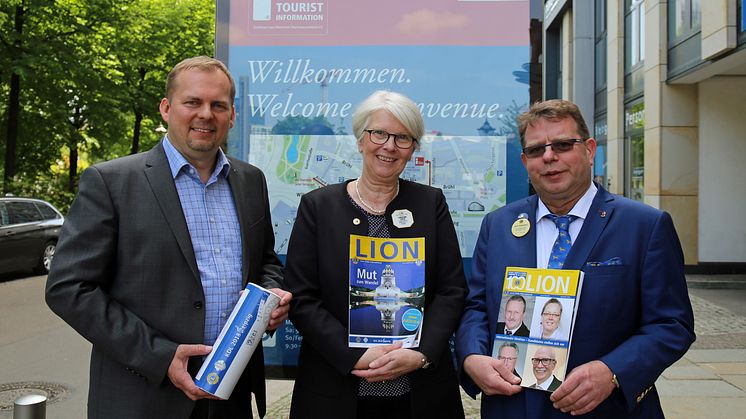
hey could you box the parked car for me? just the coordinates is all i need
[0,196,64,275]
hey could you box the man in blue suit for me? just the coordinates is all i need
[456,99,695,418]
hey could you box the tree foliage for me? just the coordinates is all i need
[0,0,215,210]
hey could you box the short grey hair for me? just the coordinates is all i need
[499,341,519,355]
[351,90,424,150]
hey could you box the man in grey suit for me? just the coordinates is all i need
[46,56,292,419]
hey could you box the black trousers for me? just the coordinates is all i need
[190,399,253,419]
[357,394,412,419]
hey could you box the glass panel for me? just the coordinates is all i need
[626,0,645,69]
[595,0,607,35]
[0,203,7,226]
[595,39,607,91]
[632,7,640,66]
[625,101,645,202]
[674,0,691,39]
[558,25,563,97]
[593,116,608,189]
[595,0,607,94]
[7,202,43,224]
[692,0,701,30]
[35,203,60,220]
[639,5,645,61]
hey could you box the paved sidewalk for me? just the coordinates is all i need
[1,275,745,418]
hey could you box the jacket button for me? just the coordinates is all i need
[194,301,203,309]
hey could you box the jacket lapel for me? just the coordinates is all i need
[227,161,252,283]
[143,143,200,281]
[512,195,538,269]
[564,186,614,269]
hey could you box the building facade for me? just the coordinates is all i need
[542,0,746,270]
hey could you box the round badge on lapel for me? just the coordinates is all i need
[392,209,414,228]
[511,214,530,238]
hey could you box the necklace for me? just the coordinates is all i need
[355,179,399,215]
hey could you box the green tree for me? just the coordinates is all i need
[0,0,215,206]
[98,0,215,158]
[0,0,125,193]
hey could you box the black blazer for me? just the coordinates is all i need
[285,179,466,418]
[46,143,283,418]
[496,322,530,337]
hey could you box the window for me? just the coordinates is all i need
[668,0,702,77]
[593,115,608,189]
[595,0,608,114]
[626,0,645,68]
[6,201,43,224]
[35,202,61,220]
[0,203,7,227]
[671,0,701,41]
[624,0,644,98]
[737,0,746,45]
[545,26,562,100]
[625,101,645,202]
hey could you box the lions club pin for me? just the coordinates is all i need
[511,213,530,237]
[392,209,414,228]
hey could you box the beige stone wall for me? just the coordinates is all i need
[639,0,700,264]
[701,0,737,60]
[698,76,746,263]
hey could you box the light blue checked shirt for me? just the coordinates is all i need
[162,137,243,345]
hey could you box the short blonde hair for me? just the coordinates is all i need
[165,56,235,102]
[351,90,424,150]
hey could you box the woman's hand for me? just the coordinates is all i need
[353,341,402,370]
[351,347,424,382]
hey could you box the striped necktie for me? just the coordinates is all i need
[546,214,577,269]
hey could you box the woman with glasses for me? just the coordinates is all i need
[531,298,566,341]
[284,90,466,418]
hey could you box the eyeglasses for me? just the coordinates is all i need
[542,312,561,318]
[531,358,557,366]
[498,356,517,361]
[364,129,416,149]
[522,139,586,158]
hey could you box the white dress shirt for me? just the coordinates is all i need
[535,182,598,268]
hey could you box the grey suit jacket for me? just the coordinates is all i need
[46,142,282,419]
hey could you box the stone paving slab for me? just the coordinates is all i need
[660,396,746,418]
[721,375,746,392]
[671,357,694,367]
[685,349,746,363]
[701,362,746,375]
[656,377,745,397]
[662,366,720,380]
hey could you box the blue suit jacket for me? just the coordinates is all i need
[456,186,695,418]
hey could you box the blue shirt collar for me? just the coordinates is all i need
[162,135,232,181]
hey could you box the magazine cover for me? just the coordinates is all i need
[491,267,584,392]
[348,234,425,348]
